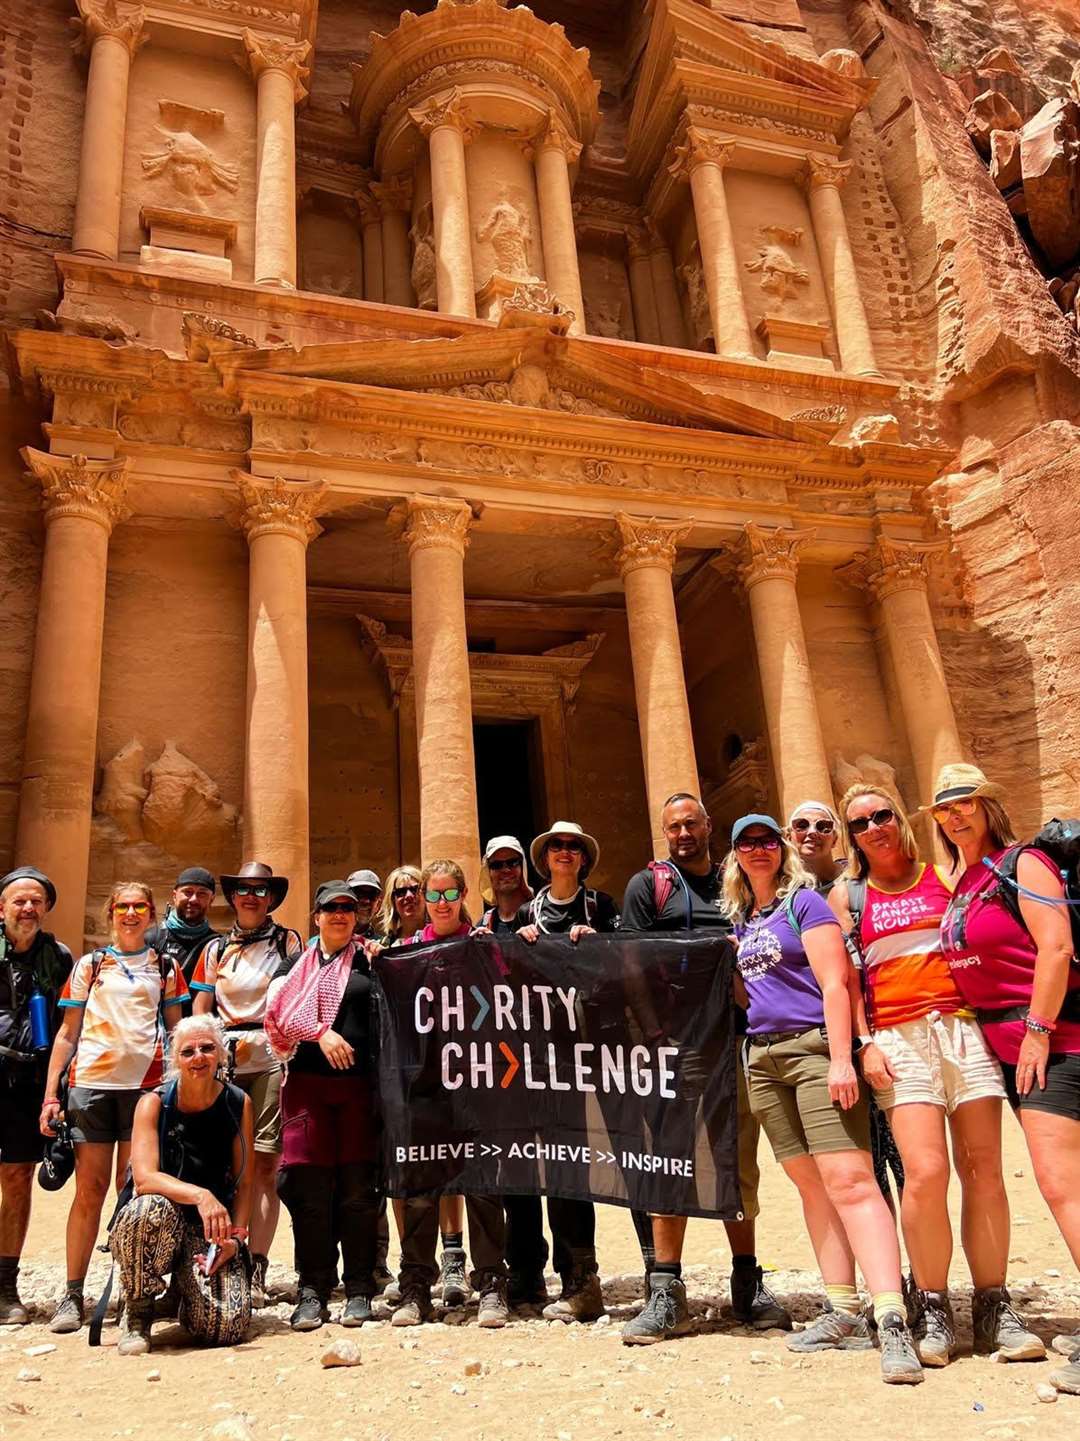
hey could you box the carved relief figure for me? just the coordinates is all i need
[141,130,239,201]
[410,203,437,310]
[477,196,533,279]
[745,226,810,303]
[677,255,713,348]
[583,294,626,340]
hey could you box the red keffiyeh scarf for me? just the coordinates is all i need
[265,938,356,1061]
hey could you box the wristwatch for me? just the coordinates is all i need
[853,1034,874,1053]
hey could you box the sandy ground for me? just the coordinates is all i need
[1,1121,1077,1441]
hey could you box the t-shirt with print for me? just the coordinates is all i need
[59,946,188,1090]
[734,888,839,1036]
[513,888,619,935]
[944,846,1080,1064]
[190,926,302,1075]
[859,864,960,1030]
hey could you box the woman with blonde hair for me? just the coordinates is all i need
[377,865,425,947]
[724,814,922,1384]
[40,882,188,1334]
[928,764,1079,1395]
[831,783,1041,1368]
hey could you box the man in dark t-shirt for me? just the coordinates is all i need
[619,794,792,1345]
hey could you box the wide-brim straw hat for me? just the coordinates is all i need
[918,763,1007,815]
[530,822,600,879]
[220,859,289,911]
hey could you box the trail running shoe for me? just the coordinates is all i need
[477,1277,510,1328]
[341,1294,373,1326]
[730,1264,792,1330]
[1049,1345,1080,1396]
[290,1288,329,1331]
[621,1273,691,1345]
[877,1310,924,1385]
[911,1289,955,1367]
[785,1302,874,1352]
[49,1291,84,1334]
[391,1290,433,1326]
[971,1286,1045,1360]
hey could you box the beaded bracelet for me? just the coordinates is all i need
[1023,1012,1056,1035]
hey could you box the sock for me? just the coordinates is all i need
[872,1291,905,1326]
[441,1231,463,1250]
[65,1279,85,1297]
[0,1256,18,1285]
[653,1261,682,1280]
[825,1282,862,1317]
[731,1253,757,1272]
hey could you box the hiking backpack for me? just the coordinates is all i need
[980,816,1080,954]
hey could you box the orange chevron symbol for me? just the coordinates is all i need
[499,1041,520,1088]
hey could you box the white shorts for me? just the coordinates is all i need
[872,1011,1006,1114]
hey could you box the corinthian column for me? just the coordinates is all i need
[17,450,131,948]
[372,174,414,308]
[803,156,880,377]
[531,110,585,336]
[738,524,833,819]
[241,29,310,289]
[235,474,327,934]
[354,181,384,303]
[408,90,476,318]
[627,227,661,345]
[72,0,147,260]
[669,130,754,360]
[645,221,688,349]
[402,496,480,895]
[840,537,963,803]
[615,513,699,858]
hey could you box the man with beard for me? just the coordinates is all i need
[619,794,791,1343]
[0,867,72,1323]
[146,867,218,1014]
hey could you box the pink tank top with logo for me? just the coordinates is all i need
[859,864,962,1030]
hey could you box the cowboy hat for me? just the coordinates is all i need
[918,763,1007,815]
[220,860,289,911]
[530,822,600,879]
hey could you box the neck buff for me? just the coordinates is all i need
[164,907,214,943]
[228,915,277,946]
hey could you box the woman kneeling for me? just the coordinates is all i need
[723,814,922,1385]
[111,1015,254,1355]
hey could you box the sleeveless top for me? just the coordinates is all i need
[859,864,963,1030]
[159,1081,243,1215]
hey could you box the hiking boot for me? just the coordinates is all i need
[508,1269,548,1309]
[911,1289,955,1367]
[250,1253,270,1309]
[877,1311,924,1385]
[477,1277,510,1329]
[117,1298,153,1357]
[1049,1345,1080,1396]
[971,1286,1046,1360]
[439,1246,468,1309]
[341,1294,373,1327]
[0,1279,29,1325]
[730,1263,792,1330]
[621,1273,691,1345]
[383,1277,402,1304]
[391,1290,433,1327]
[154,1275,181,1320]
[785,1302,874,1352]
[49,1291,85,1334]
[543,1271,604,1323]
[290,1288,329,1332]
[373,1265,395,1295]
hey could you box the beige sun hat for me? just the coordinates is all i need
[918,762,1007,814]
[530,821,600,879]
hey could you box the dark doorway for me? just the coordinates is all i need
[473,720,542,872]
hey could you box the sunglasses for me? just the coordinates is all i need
[548,840,585,855]
[177,1042,218,1059]
[931,797,979,825]
[735,835,780,854]
[233,884,270,898]
[487,858,522,872]
[319,901,358,915]
[848,807,896,836]
[792,818,835,835]
[425,888,462,903]
[113,901,151,915]
[394,884,421,899]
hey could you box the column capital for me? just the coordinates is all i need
[240,28,311,102]
[669,128,736,182]
[408,87,477,142]
[71,1,147,58]
[233,472,328,545]
[738,523,815,589]
[371,173,413,214]
[402,495,473,558]
[530,109,582,164]
[22,447,131,530]
[837,535,944,601]
[803,154,853,193]
[614,512,693,577]
[354,178,382,227]
[626,226,651,263]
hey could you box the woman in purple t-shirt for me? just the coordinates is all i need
[723,814,922,1386]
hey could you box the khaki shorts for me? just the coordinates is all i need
[745,1027,871,1163]
[872,1011,1006,1114]
[234,1067,282,1153]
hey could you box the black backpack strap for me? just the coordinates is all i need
[981,845,1027,931]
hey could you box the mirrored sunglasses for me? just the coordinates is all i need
[425,887,462,903]
[233,884,270,898]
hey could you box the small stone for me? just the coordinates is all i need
[400,1337,420,1350]
[592,1313,611,1328]
[211,1421,255,1441]
[463,1359,482,1376]
[16,1369,40,1383]
[22,1344,56,1357]
[147,1369,161,1382]
[450,1383,467,1396]
[501,1358,523,1370]
[1013,1169,1025,1177]
[557,1432,572,1440]
[749,1350,771,1364]
[989,1349,1007,1363]
[1035,1384,1058,1403]
[1044,1268,1061,1278]
[6,1401,32,1415]
[766,1396,784,1410]
[321,1338,361,1368]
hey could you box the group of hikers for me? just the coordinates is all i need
[0,761,1076,1396]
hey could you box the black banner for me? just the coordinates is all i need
[373,932,742,1220]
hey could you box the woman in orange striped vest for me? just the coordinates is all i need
[830,785,1042,1370]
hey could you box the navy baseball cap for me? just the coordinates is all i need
[731,813,783,846]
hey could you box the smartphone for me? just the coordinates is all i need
[203,1242,219,1274]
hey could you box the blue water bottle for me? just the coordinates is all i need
[29,989,51,1052]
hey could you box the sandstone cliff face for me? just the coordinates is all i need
[905,0,1080,94]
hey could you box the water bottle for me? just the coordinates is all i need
[29,989,50,1052]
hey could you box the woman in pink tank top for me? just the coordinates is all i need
[928,765,1079,1396]
[832,785,1039,1369]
